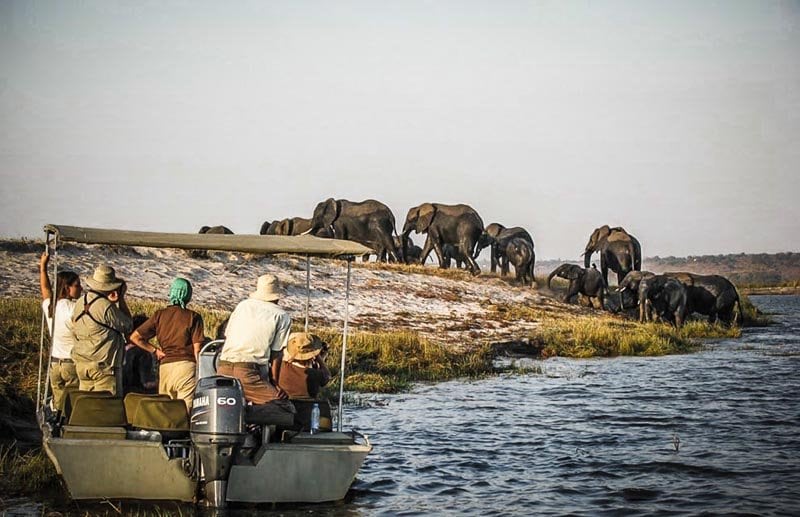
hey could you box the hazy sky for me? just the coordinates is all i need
[1,1,798,260]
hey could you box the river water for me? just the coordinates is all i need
[6,296,799,516]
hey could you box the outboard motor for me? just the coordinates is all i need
[190,375,246,507]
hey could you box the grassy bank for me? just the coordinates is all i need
[488,302,741,358]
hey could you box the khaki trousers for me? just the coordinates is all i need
[76,360,121,396]
[50,360,79,410]
[159,360,197,410]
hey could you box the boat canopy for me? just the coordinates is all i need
[43,224,373,257]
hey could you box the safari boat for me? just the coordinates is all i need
[36,224,373,507]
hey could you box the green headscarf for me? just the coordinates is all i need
[169,277,192,309]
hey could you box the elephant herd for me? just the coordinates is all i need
[257,199,535,283]
[547,226,742,328]
[198,199,742,328]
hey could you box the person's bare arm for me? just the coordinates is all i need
[130,329,166,361]
[193,341,202,360]
[39,252,52,301]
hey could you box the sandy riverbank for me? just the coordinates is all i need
[0,239,590,351]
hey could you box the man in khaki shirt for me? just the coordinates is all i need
[70,264,132,396]
[218,274,292,404]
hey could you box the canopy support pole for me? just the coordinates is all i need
[304,255,310,332]
[337,258,352,432]
[37,231,57,413]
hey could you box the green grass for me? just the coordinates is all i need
[488,302,741,359]
[0,443,56,495]
[293,326,495,393]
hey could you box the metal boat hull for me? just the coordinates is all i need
[227,441,372,503]
[44,437,196,502]
[44,433,370,504]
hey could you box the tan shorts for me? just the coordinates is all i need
[159,360,197,410]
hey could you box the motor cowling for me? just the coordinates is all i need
[190,375,246,507]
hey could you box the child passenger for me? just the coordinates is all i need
[38,252,82,410]
[275,332,331,400]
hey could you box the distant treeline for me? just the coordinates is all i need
[535,252,800,287]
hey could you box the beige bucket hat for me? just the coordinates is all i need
[85,264,125,292]
[249,274,284,302]
[284,332,325,361]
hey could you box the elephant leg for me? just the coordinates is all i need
[501,256,510,276]
[419,235,436,265]
[464,250,481,276]
[564,281,580,304]
[490,244,498,273]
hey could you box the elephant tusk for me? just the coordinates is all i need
[299,229,313,236]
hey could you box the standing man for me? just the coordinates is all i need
[70,264,132,395]
[129,278,205,410]
[218,274,292,404]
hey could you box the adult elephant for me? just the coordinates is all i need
[191,225,233,258]
[671,273,742,326]
[475,223,535,276]
[505,238,535,287]
[584,225,642,286]
[199,225,233,235]
[547,264,605,308]
[640,275,688,327]
[266,217,312,236]
[402,203,484,275]
[619,270,656,321]
[258,221,278,235]
[309,198,398,261]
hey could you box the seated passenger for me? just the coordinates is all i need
[129,278,205,410]
[276,332,331,400]
[217,274,291,404]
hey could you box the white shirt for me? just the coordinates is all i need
[220,298,291,365]
[42,298,77,359]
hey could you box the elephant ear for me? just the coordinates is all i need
[486,223,505,238]
[199,226,210,234]
[416,203,436,233]
[277,219,290,235]
[322,198,340,228]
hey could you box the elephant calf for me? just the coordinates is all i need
[547,264,605,309]
[505,238,535,287]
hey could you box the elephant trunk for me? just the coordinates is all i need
[583,249,593,269]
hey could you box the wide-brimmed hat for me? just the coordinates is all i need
[85,264,124,292]
[284,332,325,361]
[249,274,283,302]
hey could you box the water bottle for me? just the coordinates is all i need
[310,403,320,434]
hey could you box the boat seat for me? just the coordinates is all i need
[62,390,113,423]
[67,395,126,427]
[130,398,190,436]
[123,392,171,424]
[244,400,296,427]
